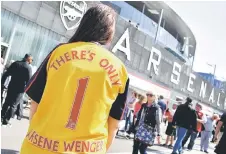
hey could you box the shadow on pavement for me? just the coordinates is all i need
[147,148,167,154]
[22,115,29,120]
[1,149,19,154]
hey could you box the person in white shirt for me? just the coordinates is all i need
[201,114,219,153]
[123,91,138,136]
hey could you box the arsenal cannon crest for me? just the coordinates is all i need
[60,1,87,30]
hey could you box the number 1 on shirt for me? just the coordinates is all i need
[66,77,89,130]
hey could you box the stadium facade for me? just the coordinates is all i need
[1,1,226,113]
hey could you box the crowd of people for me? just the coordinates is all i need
[1,4,226,154]
[118,90,225,154]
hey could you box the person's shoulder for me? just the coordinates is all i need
[12,61,22,67]
[192,109,197,115]
[221,112,226,121]
[141,103,147,107]
[24,63,32,71]
[158,100,165,106]
[222,112,226,117]
[177,104,183,109]
[51,43,69,52]
[154,102,161,109]
[189,107,195,112]
[157,100,162,104]
[13,61,20,64]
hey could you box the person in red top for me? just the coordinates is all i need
[134,95,146,117]
[163,103,177,148]
[182,103,206,151]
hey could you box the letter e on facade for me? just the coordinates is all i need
[187,73,196,93]
[199,81,207,98]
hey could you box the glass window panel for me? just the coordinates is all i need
[1,9,17,43]
[1,8,64,67]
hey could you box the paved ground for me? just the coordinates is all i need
[1,108,217,154]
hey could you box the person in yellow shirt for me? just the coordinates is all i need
[20,4,129,154]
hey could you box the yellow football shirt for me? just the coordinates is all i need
[20,42,129,154]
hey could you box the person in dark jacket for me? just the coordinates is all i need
[1,54,32,126]
[214,112,226,154]
[158,95,166,115]
[171,97,197,154]
[132,91,162,154]
[182,103,206,151]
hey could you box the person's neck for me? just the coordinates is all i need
[22,59,28,63]
[147,100,154,105]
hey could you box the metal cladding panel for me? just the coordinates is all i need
[1,1,23,13]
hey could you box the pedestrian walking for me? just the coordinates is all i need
[162,103,177,149]
[214,112,226,154]
[1,54,32,126]
[171,97,197,154]
[158,95,167,115]
[20,4,129,154]
[123,91,138,136]
[157,95,166,144]
[182,103,206,151]
[201,114,219,153]
[1,60,14,106]
[132,91,162,154]
[126,94,146,138]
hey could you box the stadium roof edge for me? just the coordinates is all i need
[126,1,197,57]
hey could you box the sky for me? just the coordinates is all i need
[165,1,226,80]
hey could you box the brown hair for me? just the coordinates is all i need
[68,4,116,45]
[138,95,146,104]
[133,91,138,98]
[196,103,202,109]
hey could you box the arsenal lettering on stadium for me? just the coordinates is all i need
[112,28,226,107]
[58,1,225,109]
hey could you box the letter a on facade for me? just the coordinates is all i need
[112,28,131,61]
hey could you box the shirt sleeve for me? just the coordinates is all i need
[25,44,63,103]
[172,105,180,126]
[191,110,198,131]
[25,55,51,103]
[109,78,130,120]
[25,66,32,85]
[155,106,162,134]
